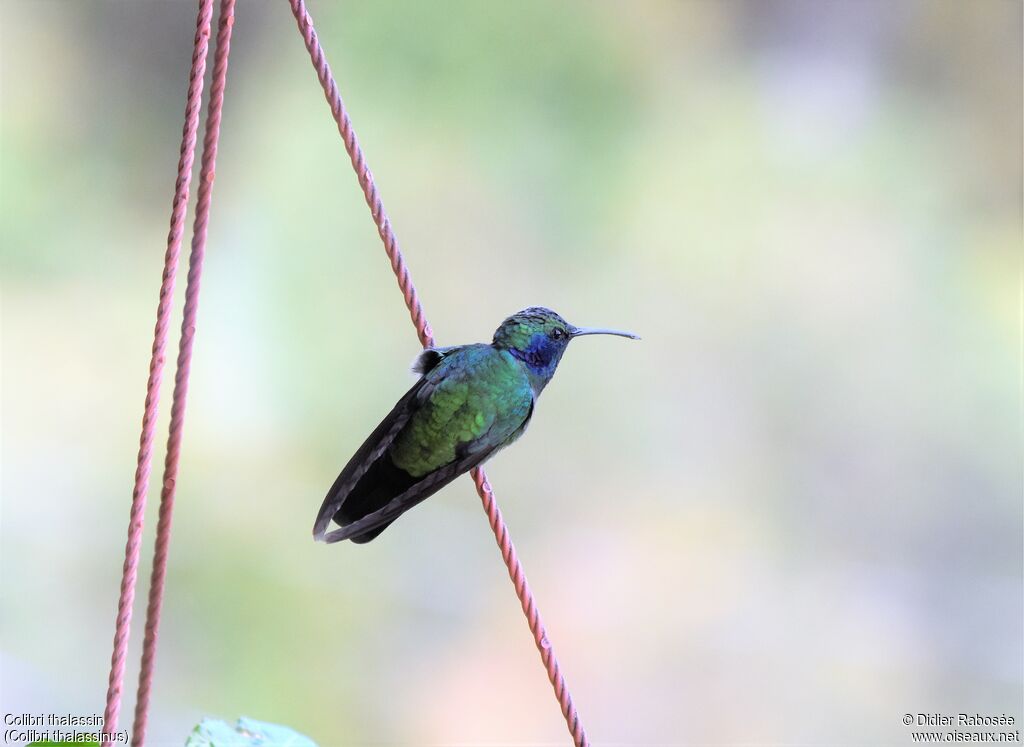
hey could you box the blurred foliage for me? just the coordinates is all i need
[186,717,317,747]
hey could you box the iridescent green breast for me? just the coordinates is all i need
[389,345,533,477]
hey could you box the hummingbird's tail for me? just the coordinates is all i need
[315,452,417,543]
[316,444,494,544]
[334,455,416,543]
[312,352,508,544]
[313,376,430,543]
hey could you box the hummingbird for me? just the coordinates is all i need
[313,306,639,544]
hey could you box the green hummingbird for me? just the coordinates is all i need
[313,306,639,544]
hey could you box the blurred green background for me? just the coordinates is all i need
[2,1,1021,744]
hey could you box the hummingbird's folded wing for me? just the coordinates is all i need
[316,345,534,544]
[312,376,431,541]
[317,446,496,544]
[318,399,533,544]
[313,345,471,541]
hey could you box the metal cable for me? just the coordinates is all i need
[128,2,236,743]
[471,468,588,746]
[103,0,215,736]
[285,2,588,743]
[285,0,433,349]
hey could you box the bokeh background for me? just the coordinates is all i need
[2,1,1021,745]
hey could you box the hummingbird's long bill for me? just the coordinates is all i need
[569,326,641,340]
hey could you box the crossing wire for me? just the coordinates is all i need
[130,1,237,744]
[106,2,589,744]
[285,2,589,743]
[103,0,217,737]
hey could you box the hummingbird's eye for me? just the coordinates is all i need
[550,327,566,340]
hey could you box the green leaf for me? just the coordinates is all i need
[185,717,317,747]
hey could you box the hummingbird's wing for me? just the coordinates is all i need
[319,441,497,544]
[314,345,533,544]
[312,378,427,541]
[311,346,462,541]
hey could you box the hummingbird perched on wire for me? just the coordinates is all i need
[313,306,639,544]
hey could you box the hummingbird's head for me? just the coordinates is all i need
[493,307,639,393]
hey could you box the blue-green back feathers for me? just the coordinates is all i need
[314,344,533,543]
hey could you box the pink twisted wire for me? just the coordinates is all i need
[103,0,214,736]
[286,2,587,744]
[471,468,587,746]
[130,2,236,744]
[286,0,433,349]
